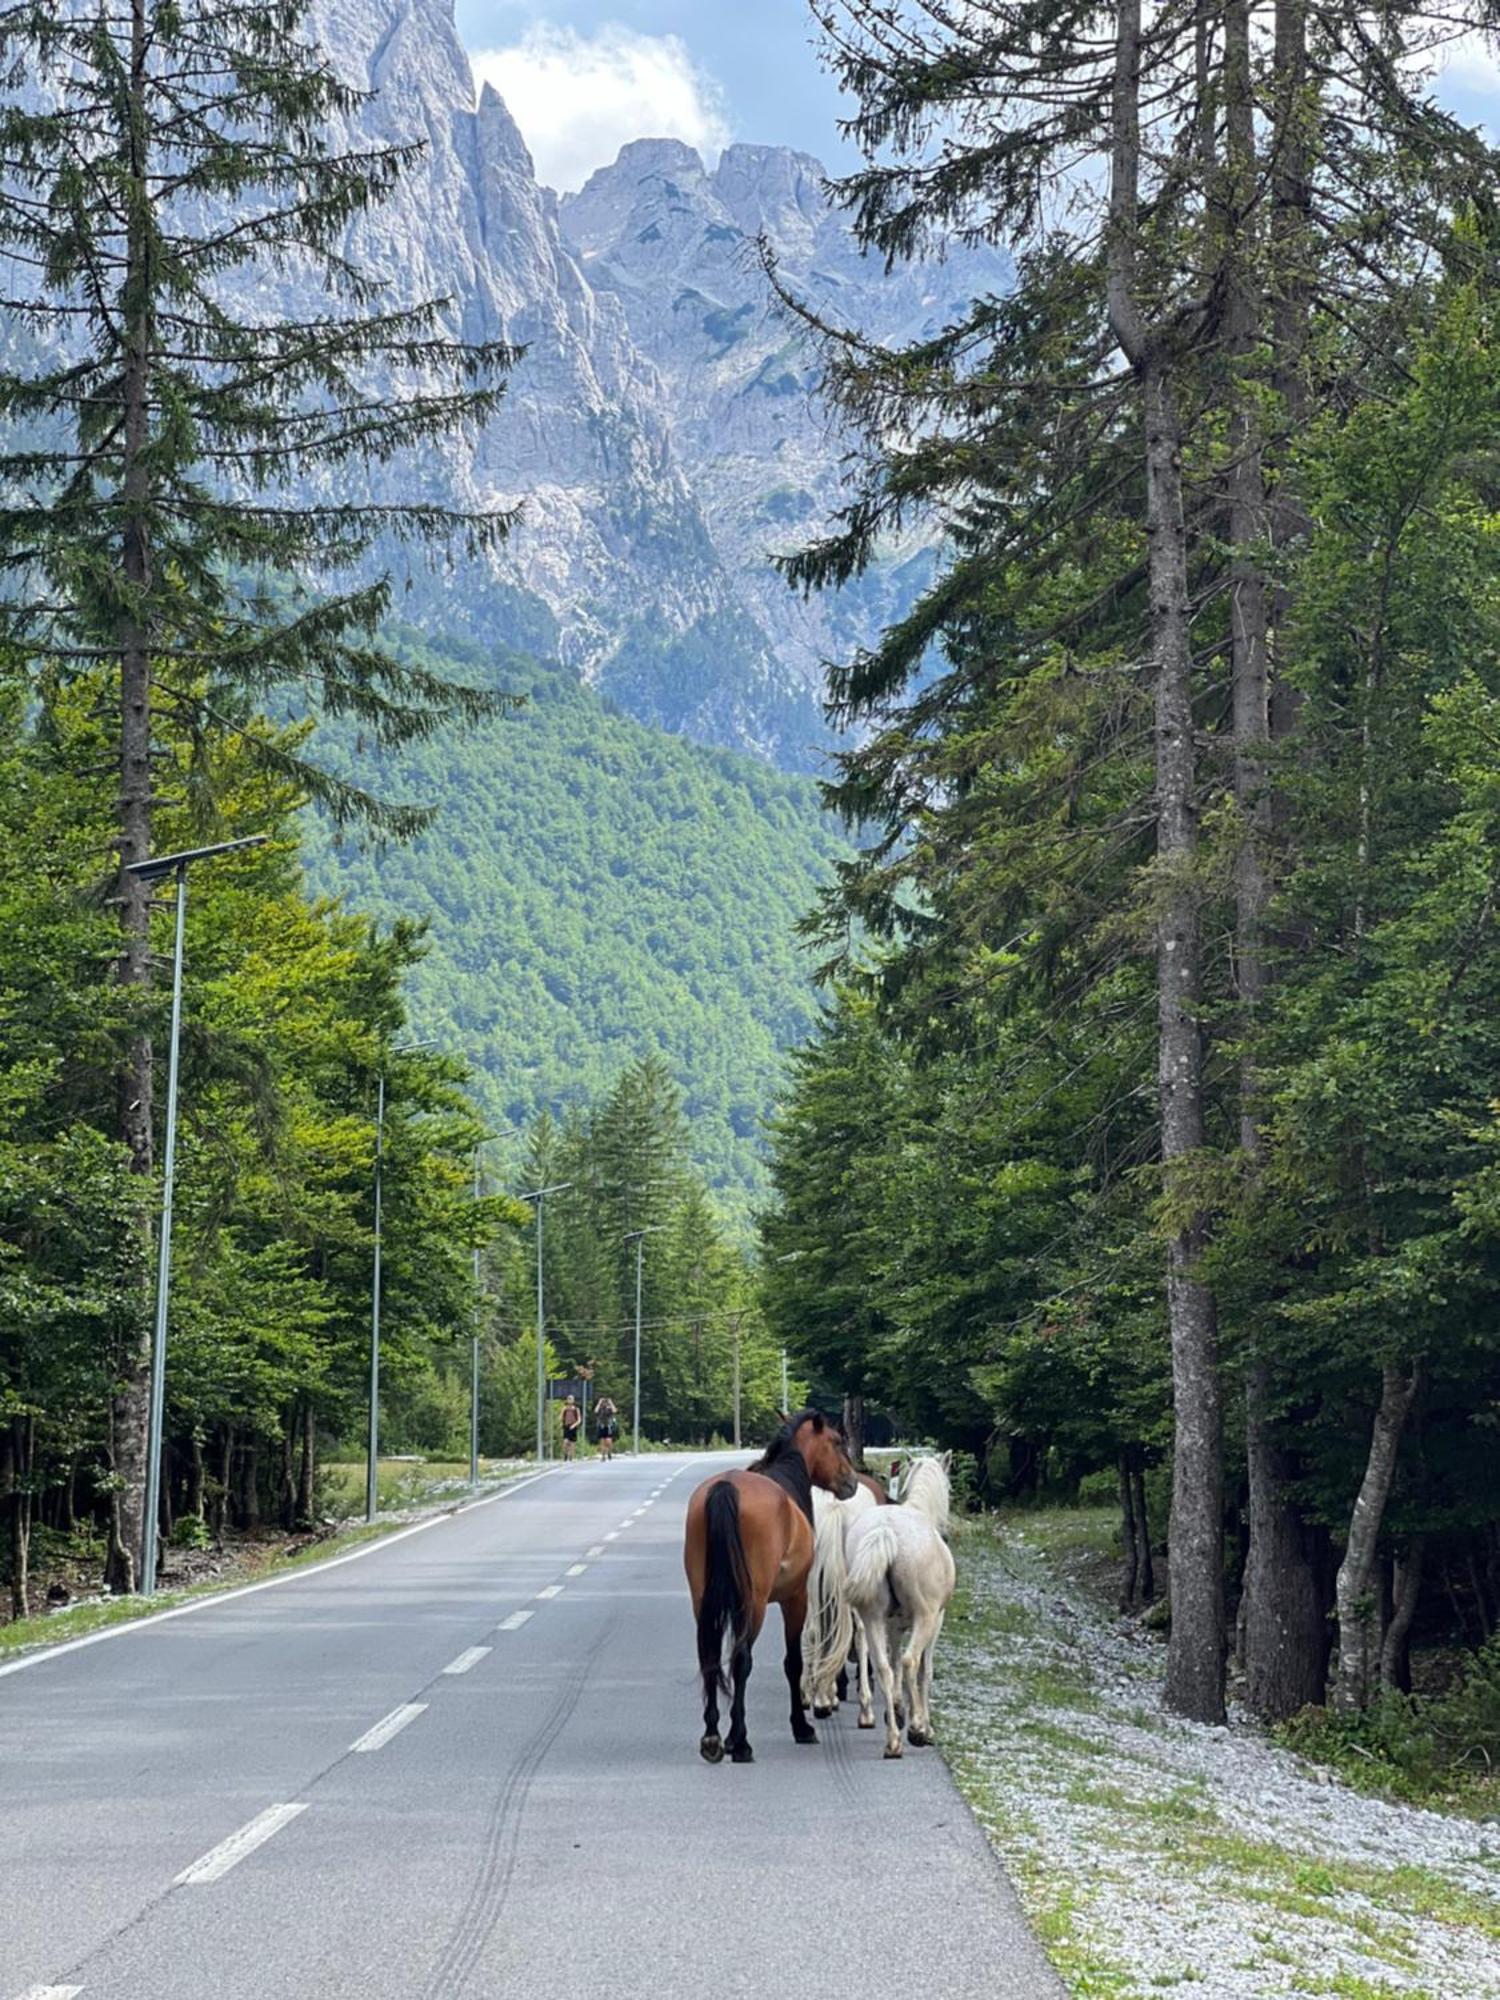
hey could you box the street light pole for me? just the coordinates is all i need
[367,1037,435,1524]
[520,1183,570,1462]
[470,1148,482,1488]
[732,1313,742,1449]
[126,834,267,1595]
[624,1226,662,1457]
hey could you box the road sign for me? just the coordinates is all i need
[547,1378,585,1401]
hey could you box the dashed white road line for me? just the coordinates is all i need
[535,1584,564,1600]
[442,1646,491,1676]
[586,1543,606,1558]
[174,1803,307,1886]
[604,1530,620,1541]
[565,1563,587,1577]
[349,1703,426,1754]
[498,1609,533,1631]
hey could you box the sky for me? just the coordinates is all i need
[453,3,1500,197]
[454,0,857,191]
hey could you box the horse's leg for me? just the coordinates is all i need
[782,1591,819,1745]
[727,1601,764,1763]
[853,1608,875,1728]
[903,1606,939,1745]
[912,1608,945,1745]
[865,1611,902,1758]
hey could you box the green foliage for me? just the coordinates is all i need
[302,631,848,1223]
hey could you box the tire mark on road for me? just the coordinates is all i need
[420,1617,613,1999]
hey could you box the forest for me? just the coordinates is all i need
[757,0,1500,1761]
[301,627,847,1222]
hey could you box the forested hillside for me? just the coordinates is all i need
[302,631,847,1219]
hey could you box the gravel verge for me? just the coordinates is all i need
[936,1515,1500,1999]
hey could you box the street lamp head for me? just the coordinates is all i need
[125,833,268,881]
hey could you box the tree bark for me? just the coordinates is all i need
[3,1418,31,1621]
[186,1434,205,1522]
[1333,1364,1419,1711]
[296,1401,316,1528]
[1118,1451,1140,1610]
[1381,1535,1424,1694]
[1106,0,1225,1724]
[841,1392,866,1470]
[1243,1362,1329,1716]
[105,0,159,1595]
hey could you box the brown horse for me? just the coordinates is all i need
[684,1410,857,1763]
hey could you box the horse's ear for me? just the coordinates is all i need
[811,1411,826,1432]
[940,1450,953,1472]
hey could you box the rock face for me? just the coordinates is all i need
[27,0,1009,766]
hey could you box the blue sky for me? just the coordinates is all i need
[452,3,1499,195]
[454,1,857,189]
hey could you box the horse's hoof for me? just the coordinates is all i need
[700,1734,724,1764]
[730,1743,755,1763]
[907,1725,933,1747]
[812,1703,833,1719]
[793,1725,819,1745]
[857,1715,875,1729]
[883,1744,904,1760]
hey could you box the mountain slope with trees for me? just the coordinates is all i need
[302,631,848,1220]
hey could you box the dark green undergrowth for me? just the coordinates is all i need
[1278,1641,1500,1814]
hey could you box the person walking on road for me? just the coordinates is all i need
[561,1395,582,1461]
[596,1395,619,1461]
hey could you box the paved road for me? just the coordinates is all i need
[1,1454,1061,1999]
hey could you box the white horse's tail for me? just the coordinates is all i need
[803,1490,856,1706]
[845,1511,904,1616]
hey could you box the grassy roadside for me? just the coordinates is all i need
[935,1511,1500,2000]
[0,1457,534,1663]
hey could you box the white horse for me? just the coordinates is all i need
[844,1453,955,1758]
[803,1480,878,1715]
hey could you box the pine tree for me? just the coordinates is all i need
[0,0,517,1585]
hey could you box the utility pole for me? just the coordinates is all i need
[520,1183,570,1462]
[126,835,267,1595]
[367,1037,435,1524]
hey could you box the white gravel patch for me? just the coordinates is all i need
[936,1520,1500,1999]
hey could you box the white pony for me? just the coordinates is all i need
[844,1453,955,1758]
[803,1480,878,1715]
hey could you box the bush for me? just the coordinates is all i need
[1280,1636,1500,1804]
[169,1514,213,1551]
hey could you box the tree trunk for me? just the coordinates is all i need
[186,1435,205,1522]
[296,1402,316,1528]
[236,1440,260,1531]
[1381,1536,1424,1694]
[3,1418,31,1622]
[1133,1461,1155,1602]
[106,0,159,1596]
[1243,1362,1329,1716]
[1107,0,1225,1727]
[841,1392,866,1470]
[1118,1451,1140,1611]
[1333,1364,1419,1711]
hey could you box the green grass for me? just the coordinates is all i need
[318,1455,527,1518]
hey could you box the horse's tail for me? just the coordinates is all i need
[697,1479,751,1701]
[803,1491,856,1704]
[846,1511,904,1619]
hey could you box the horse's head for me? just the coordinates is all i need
[797,1411,858,1499]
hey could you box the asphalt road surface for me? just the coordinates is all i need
[2,1453,1063,1999]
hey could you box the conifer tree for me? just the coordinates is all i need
[0,0,517,1585]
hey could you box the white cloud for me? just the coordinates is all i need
[470,23,732,193]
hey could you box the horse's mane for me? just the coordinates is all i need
[903,1455,951,1533]
[748,1408,824,1524]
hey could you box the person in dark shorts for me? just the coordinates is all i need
[560,1394,581,1460]
[596,1395,619,1460]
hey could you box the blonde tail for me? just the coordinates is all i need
[803,1492,856,1710]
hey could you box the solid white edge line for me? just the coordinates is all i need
[349,1702,427,1754]
[0,1467,565,1681]
[174,1802,307,1886]
[565,1563,587,1576]
[442,1645,491,1676]
[16,1987,84,1999]
[535,1584,564,1600]
[498,1609,533,1631]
